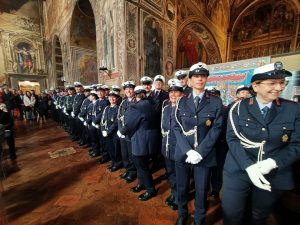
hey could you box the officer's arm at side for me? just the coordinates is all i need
[226,105,255,170]
[196,98,223,158]
[271,103,300,170]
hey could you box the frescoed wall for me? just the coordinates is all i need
[0,0,45,86]
[143,14,163,78]
[231,1,297,61]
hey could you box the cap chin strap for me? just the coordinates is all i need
[229,101,266,162]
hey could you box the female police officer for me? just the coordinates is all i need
[161,79,183,211]
[223,62,300,225]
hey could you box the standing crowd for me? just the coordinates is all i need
[50,61,300,225]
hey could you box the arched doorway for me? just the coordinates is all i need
[69,0,97,85]
[53,36,64,87]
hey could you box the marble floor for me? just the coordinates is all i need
[0,119,297,225]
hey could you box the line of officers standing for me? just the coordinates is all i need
[51,61,300,225]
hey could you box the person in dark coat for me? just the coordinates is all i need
[38,92,49,121]
[175,70,192,96]
[118,85,160,201]
[0,103,16,159]
[222,62,300,225]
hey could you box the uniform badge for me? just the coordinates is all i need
[206,119,212,127]
[282,134,289,143]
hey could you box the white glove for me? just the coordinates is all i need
[55,105,58,109]
[256,158,277,175]
[102,131,108,137]
[92,122,99,129]
[117,130,125,138]
[185,150,202,164]
[71,112,75,118]
[246,164,271,191]
[63,108,66,114]
[78,117,84,122]
[83,121,87,126]
[54,101,57,105]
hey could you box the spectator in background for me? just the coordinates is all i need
[23,91,36,121]
[37,92,49,122]
[0,103,16,160]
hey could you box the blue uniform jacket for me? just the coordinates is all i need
[161,101,177,160]
[72,93,85,116]
[85,102,96,124]
[173,92,223,166]
[225,97,300,190]
[78,98,91,119]
[120,98,160,156]
[93,98,109,124]
[101,105,119,136]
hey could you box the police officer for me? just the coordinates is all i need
[117,81,137,183]
[152,75,169,104]
[175,70,192,96]
[64,86,76,135]
[227,85,250,110]
[85,91,99,156]
[173,62,223,225]
[161,78,184,211]
[78,86,92,147]
[223,62,300,225]
[92,86,109,159]
[71,82,85,143]
[118,86,159,201]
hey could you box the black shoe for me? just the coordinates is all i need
[79,141,87,146]
[125,175,137,183]
[72,137,79,142]
[97,157,110,164]
[119,171,129,179]
[138,191,156,201]
[89,152,100,158]
[168,201,178,211]
[107,164,113,170]
[83,144,91,148]
[165,194,175,206]
[130,184,145,193]
[108,166,121,172]
[175,217,188,225]
[208,191,219,199]
[194,221,201,225]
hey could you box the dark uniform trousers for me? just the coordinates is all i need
[105,133,122,167]
[176,163,210,223]
[223,98,300,225]
[173,92,223,224]
[210,106,229,194]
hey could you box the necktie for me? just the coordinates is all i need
[261,106,269,119]
[194,96,200,109]
[155,91,159,97]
